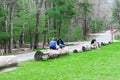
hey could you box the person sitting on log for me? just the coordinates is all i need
[91,38,100,49]
[49,38,58,50]
[57,38,64,49]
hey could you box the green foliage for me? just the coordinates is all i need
[0,1,5,32]
[1,42,120,80]
[73,25,83,40]
[33,47,48,51]
[0,32,10,41]
[79,0,93,16]
[45,0,76,39]
[45,0,75,19]
[112,0,120,28]
[90,18,104,33]
[79,0,93,39]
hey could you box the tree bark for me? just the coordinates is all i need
[29,29,33,49]
[58,20,62,38]
[34,0,43,49]
[1,0,9,54]
[34,48,69,60]
[42,0,48,48]
[8,0,17,53]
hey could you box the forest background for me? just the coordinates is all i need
[0,0,119,54]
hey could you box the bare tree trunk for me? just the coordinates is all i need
[19,24,25,48]
[9,7,14,53]
[29,29,33,49]
[42,0,49,48]
[8,0,17,53]
[34,9,40,49]
[34,0,43,49]
[58,20,62,38]
[1,0,9,54]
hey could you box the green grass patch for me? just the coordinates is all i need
[33,48,48,51]
[65,43,77,46]
[1,42,120,80]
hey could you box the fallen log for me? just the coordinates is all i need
[0,55,18,69]
[91,45,97,49]
[101,41,111,46]
[82,45,91,52]
[73,49,82,53]
[34,48,69,60]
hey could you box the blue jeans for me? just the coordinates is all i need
[50,46,56,50]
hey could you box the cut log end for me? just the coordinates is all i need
[73,49,79,53]
[34,51,44,60]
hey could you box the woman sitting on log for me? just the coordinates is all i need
[49,38,58,50]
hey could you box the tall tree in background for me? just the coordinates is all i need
[112,0,120,29]
[1,0,9,53]
[7,0,17,53]
[34,0,43,49]
[45,0,75,38]
[79,0,93,40]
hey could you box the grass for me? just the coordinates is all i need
[0,42,120,80]
[33,48,48,51]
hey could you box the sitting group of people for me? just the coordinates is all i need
[49,38,64,50]
[49,38,100,50]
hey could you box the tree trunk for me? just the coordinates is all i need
[53,19,57,36]
[19,31,24,48]
[42,33,46,48]
[58,20,62,38]
[83,18,87,40]
[34,0,43,49]
[8,0,17,53]
[29,30,33,49]
[42,1,48,48]
[9,7,14,53]
[34,9,40,49]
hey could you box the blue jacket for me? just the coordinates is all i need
[50,41,57,47]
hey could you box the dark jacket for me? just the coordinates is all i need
[91,39,96,44]
[57,39,64,45]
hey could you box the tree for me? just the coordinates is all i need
[79,0,93,40]
[45,0,75,39]
[34,0,43,49]
[112,0,120,29]
[9,0,17,53]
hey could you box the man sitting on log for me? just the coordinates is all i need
[49,38,58,50]
[91,38,100,49]
[57,38,65,49]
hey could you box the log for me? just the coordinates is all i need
[73,49,82,53]
[82,45,91,52]
[91,45,97,49]
[0,55,18,69]
[34,48,69,60]
[101,41,111,46]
